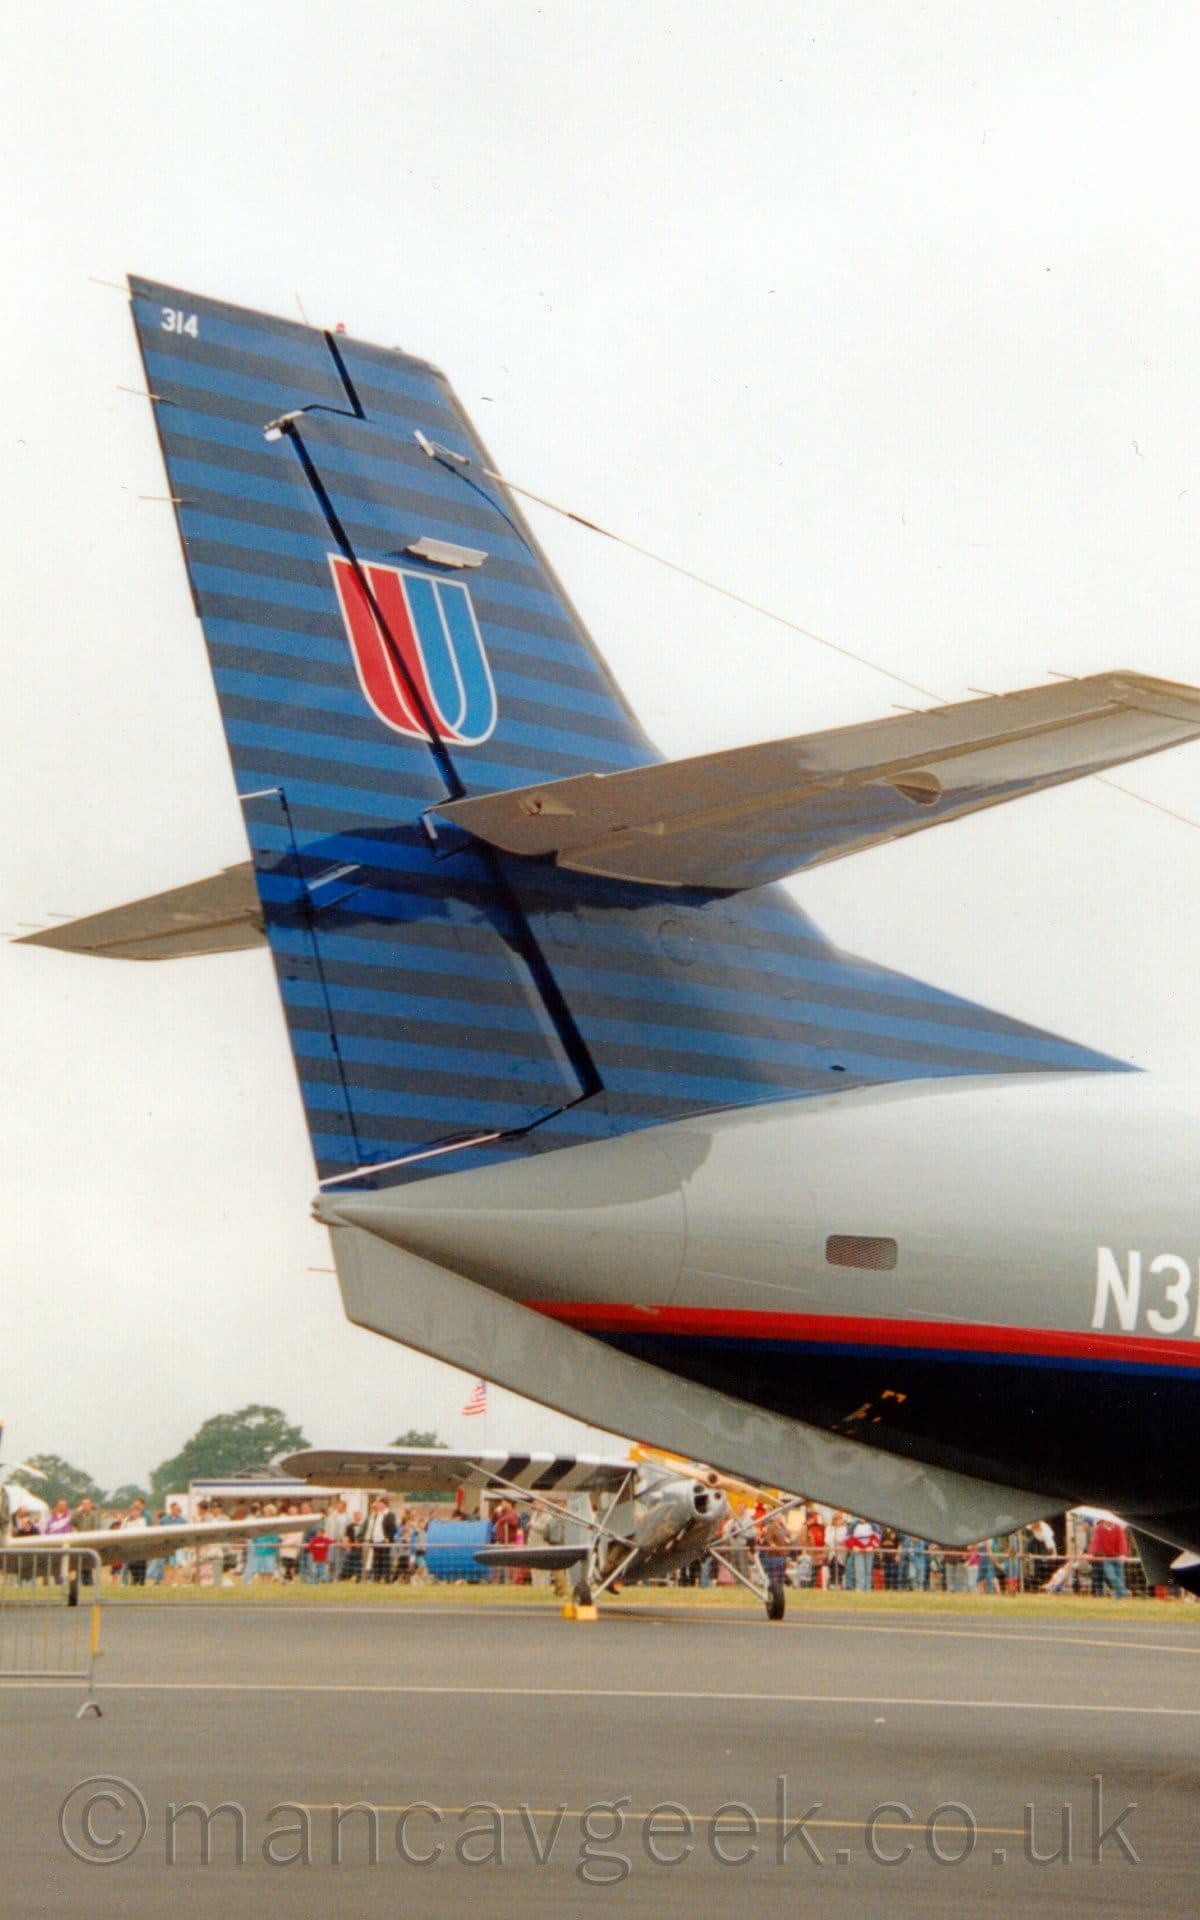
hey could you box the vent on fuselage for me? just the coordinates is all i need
[825,1234,898,1271]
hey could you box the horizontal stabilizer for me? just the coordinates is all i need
[1169,1553,1200,1597]
[436,672,1200,890]
[475,1544,587,1571]
[16,865,263,960]
[1129,1530,1178,1589]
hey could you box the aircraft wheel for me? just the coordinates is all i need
[573,1581,593,1608]
[766,1582,786,1622]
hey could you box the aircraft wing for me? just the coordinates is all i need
[434,671,1200,890]
[15,865,264,961]
[282,1447,633,1499]
[20,1513,321,1564]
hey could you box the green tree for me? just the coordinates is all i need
[107,1483,150,1510]
[149,1405,309,1500]
[14,1454,104,1508]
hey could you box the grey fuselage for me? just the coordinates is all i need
[322,1071,1200,1536]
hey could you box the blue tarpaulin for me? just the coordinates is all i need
[424,1518,491,1583]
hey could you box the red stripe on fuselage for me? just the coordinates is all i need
[524,1301,1200,1369]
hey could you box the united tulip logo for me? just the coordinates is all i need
[329,555,497,746]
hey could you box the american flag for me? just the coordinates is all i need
[461,1379,487,1417]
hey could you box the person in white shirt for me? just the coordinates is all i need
[121,1498,150,1587]
[327,1497,350,1581]
[279,1503,305,1583]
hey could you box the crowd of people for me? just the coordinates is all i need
[724,1507,1142,1597]
[4,1492,1151,1597]
[6,1495,447,1587]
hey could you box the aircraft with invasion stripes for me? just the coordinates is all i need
[23,278,1200,1601]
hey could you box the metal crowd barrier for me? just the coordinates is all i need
[737,1545,1161,1598]
[271,1541,1172,1598]
[142,1535,1180,1600]
[0,1547,102,1714]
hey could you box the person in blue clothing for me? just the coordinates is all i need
[151,1499,187,1586]
[243,1504,280,1584]
[899,1534,929,1591]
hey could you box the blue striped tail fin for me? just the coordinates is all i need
[129,279,1122,1189]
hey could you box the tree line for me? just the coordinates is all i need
[12,1409,447,1510]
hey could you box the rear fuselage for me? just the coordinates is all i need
[324,1072,1200,1520]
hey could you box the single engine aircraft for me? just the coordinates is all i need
[282,1445,798,1616]
[22,279,1200,1598]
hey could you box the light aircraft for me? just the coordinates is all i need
[282,1445,793,1615]
[23,279,1200,1600]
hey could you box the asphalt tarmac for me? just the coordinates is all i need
[5,1597,1198,1917]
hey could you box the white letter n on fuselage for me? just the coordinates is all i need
[1092,1248,1140,1332]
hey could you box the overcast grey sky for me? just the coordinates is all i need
[3,3,1198,1489]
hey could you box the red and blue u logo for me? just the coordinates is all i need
[329,554,497,746]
